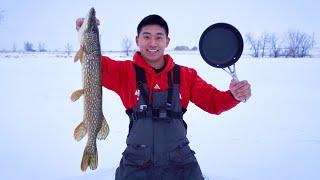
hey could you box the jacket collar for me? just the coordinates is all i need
[133,52,175,75]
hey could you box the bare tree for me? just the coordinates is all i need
[38,42,46,52]
[285,31,300,57]
[299,32,315,57]
[260,32,270,57]
[246,33,261,57]
[285,30,315,57]
[24,42,35,52]
[65,43,73,56]
[12,43,17,52]
[122,37,132,56]
[269,33,282,58]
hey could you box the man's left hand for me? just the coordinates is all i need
[229,79,251,102]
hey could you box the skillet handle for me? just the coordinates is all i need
[223,64,246,103]
[231,73,239,82]
[223,64,239,82]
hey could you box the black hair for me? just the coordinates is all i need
[137,14,169,36]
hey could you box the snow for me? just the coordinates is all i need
[0,52,319,180]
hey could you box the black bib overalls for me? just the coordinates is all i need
[115,64,204,180]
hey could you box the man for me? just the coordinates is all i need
[76,14,251,180]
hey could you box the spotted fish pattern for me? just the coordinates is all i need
[71,7,109,172]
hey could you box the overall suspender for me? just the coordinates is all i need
[126,64,186,121]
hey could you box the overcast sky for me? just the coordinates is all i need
[0,0,319,51]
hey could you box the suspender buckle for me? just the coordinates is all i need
[152,108,167,120]
[159,109,167,119]
[139,104,148,112]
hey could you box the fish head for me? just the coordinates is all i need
[86,8,98,34]
[78,7,100,54]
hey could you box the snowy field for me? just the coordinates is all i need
[0,52,319,180]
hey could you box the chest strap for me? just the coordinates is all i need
[126,108,187,121]
[167,64,180,106]
[133,64,180,105]
[126,64,184,121]
[134,64,149,104]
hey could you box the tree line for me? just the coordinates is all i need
[1,31,318,58]
[0,11,318,57]
[3,42,74,56]
[246,30,316,58]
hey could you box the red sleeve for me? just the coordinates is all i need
[101,56,137,110]
[187,68,240,115]
[101,56,131,92]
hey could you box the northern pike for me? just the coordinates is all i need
[71,7,109,171]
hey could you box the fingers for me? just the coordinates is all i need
[76,18,100,31]
[230,80,252,102]
[76,18,85,31]
[230,80,248,89]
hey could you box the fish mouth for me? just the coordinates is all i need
[78,8,99,45]
[87,8,97,30]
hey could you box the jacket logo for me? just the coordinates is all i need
[153,84,160,90]
[135,89,140,100]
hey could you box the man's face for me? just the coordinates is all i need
[136,24,170,63]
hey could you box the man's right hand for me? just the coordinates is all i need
[76,18,100,31]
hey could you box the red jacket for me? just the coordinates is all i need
[101,52,239,115]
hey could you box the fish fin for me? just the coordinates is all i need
[79,53,84,64]
[97,115,109,140]
[74,50,80,62]
[81,145,98,171]
[74,46,84,63]
[70,89,84,102]
[74,121,87,141]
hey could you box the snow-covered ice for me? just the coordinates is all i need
[0,52,319,180]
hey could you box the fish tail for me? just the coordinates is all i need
[74,121,87,141]
[81,145,98,171]
[97,115,109,140]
